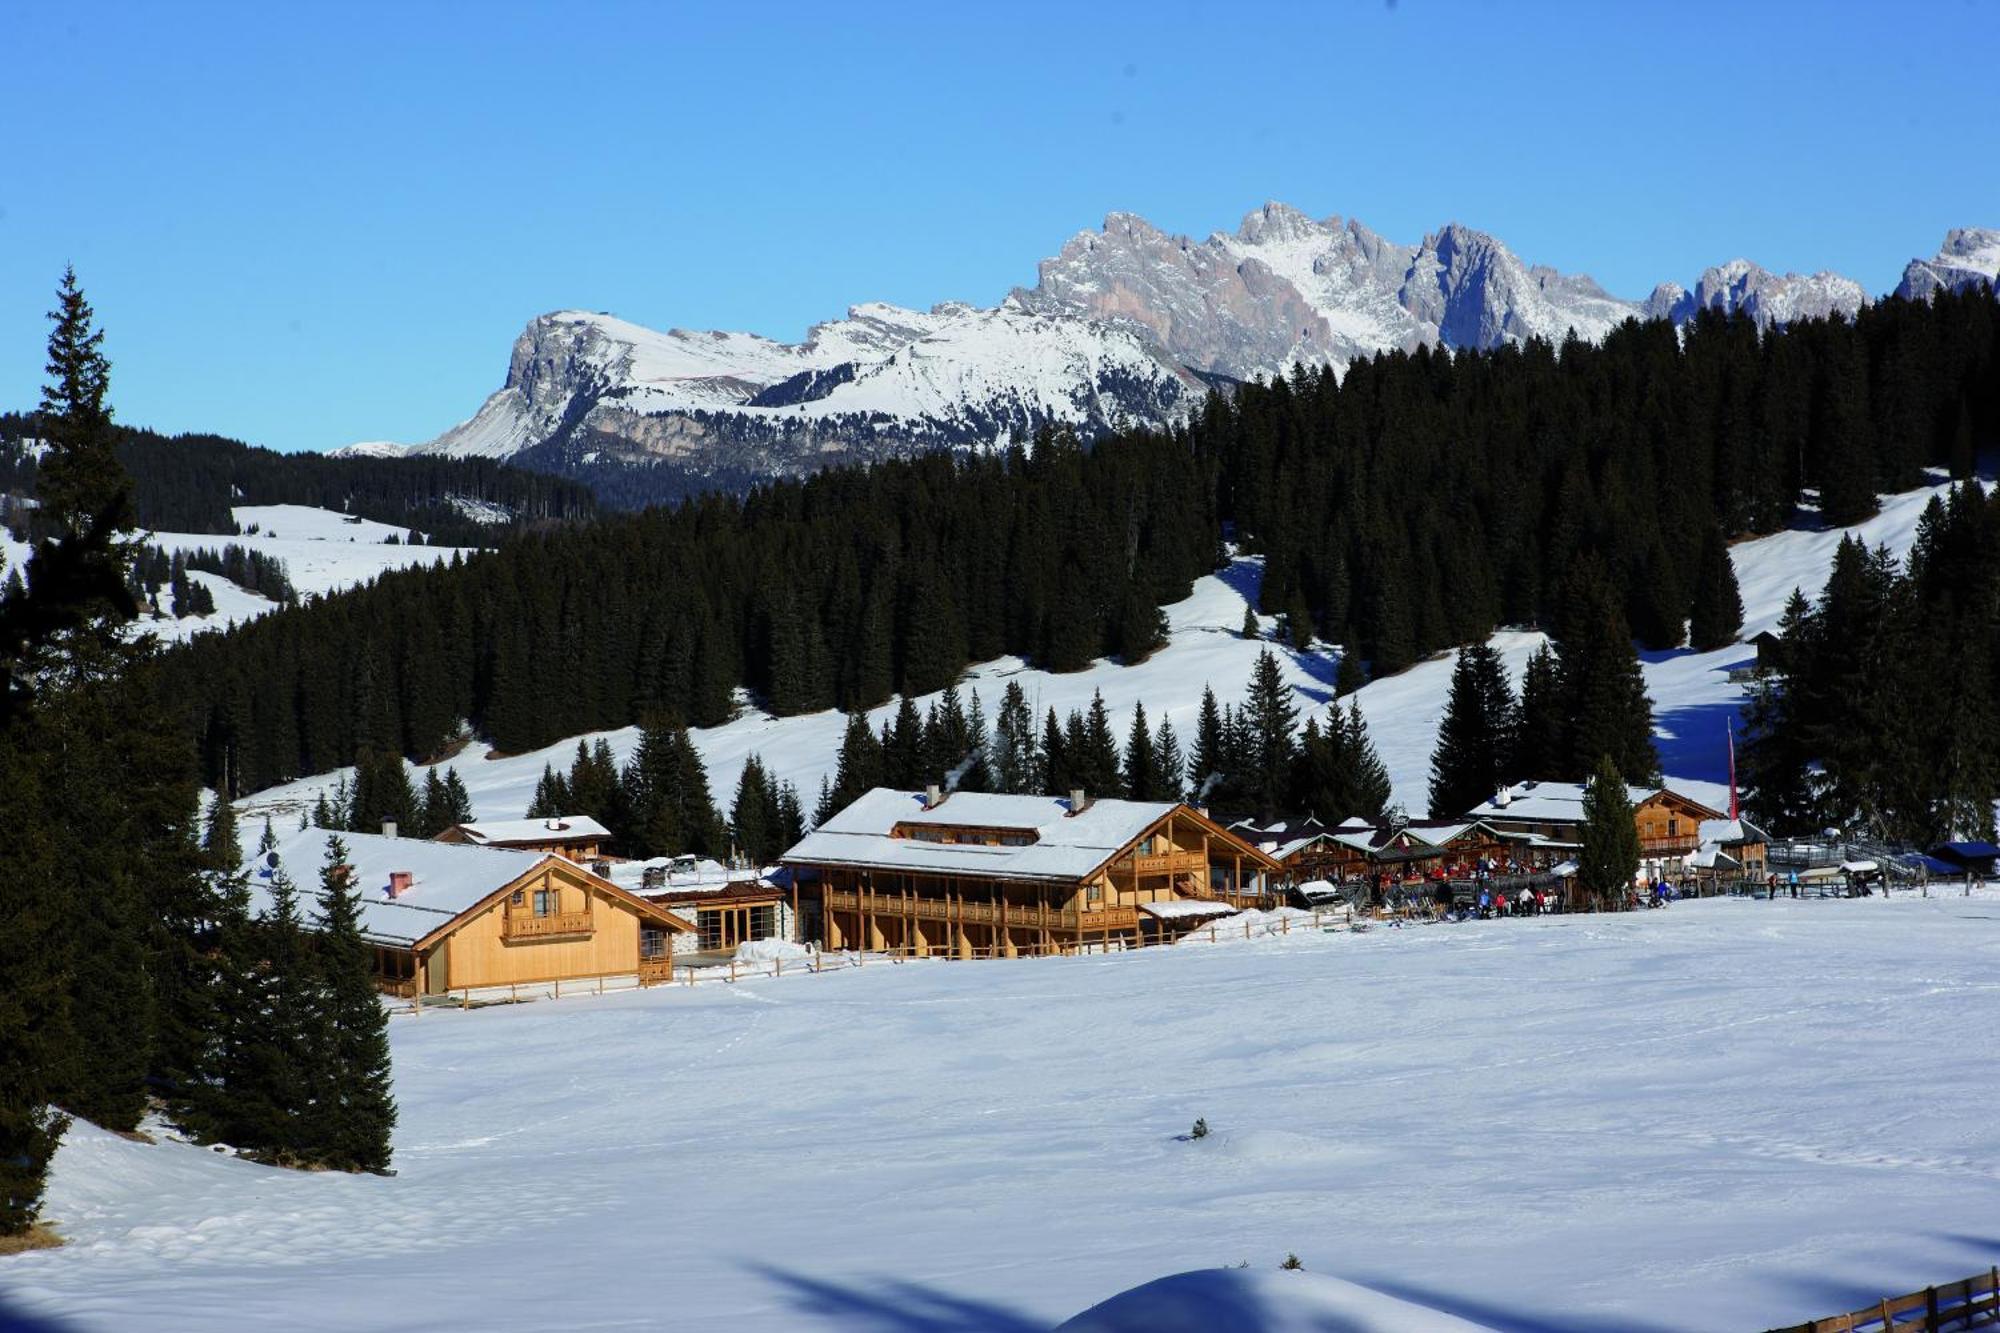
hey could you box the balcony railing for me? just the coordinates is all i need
[1639,835,1699,856]
[824,889,1138,933]
[501,909,595,940]
[1133,850,1206,878]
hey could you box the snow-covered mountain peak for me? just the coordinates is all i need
[1896,227,2000,300]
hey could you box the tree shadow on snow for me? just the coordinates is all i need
[1344,1273,1684,1333]
[746,1262,1049,1332]
[1650,688,1751,792]
[0,1293,75,1332]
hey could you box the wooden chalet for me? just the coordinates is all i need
[1690,816,1771,888]
[1465,780,1729,882]
[246,828,693,997]
[781,788,1284,957]
[436,815,611,863]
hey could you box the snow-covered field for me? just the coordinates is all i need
[237,471,1980,830]
[11,893,2000,1331]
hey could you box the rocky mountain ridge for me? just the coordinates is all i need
[347,207,1991,500]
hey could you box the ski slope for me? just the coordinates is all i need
[11,893,2000,1331]
[235,472,1979,833]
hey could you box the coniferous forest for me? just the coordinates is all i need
[158,290,1998,819]
[0,274,395,1241]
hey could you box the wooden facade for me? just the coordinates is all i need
[381,858,691,996]
[790,801,1281,958]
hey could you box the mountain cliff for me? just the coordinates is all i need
[357,205,1983,498]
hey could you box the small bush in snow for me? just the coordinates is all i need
[1280,1253,1303,1271]
[1190,1117,1209,1140]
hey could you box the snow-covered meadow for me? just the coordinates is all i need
[10,893,2000,1331]
[234,470,1981,830]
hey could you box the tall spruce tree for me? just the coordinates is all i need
[1687,525,1746,652]
[305,837,395,1173]
[1515,644,1565,779]
[1122,701,1160,801]
[1552,560,1659,784]
[990,680,1041,794]
[1241,649,1299,815]
[1427,642,1519,817]
[825,711,885,813]
[1154,717,1187,803]
[1578,757,1641,910]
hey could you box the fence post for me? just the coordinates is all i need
[1209,924,1217,943]
[775,957,782,978]
[1282,915,1289,935]
[729,960,737,983]
[554,977,560,999]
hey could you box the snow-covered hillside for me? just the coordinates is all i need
[15,894,2000,1331]
[354,204,1987,484]
[233,473,1979,833]
[136,505,477,641]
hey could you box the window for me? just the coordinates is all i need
[534,889,558,917]
[510,889,525,906]
[1086,883,1102,904]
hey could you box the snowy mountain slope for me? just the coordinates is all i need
[358,204,1986,484]
[1895,227,2000,300]
[20,894,2000,1332]
[231,472,1979,838]
[399,300,1203,477]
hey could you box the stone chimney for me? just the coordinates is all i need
[1068,788,1091,815]
[924,783,944,809]
[387,870,413,899]
[1493,785,1511,809]
[382,820,398,839]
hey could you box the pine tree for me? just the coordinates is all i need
[1334,650,1365,698]
[1042,707,1072,796]
[36,267,135,544]
[416,766,450,838]
[1427,642,1519,816]
[885,695,927,788]
[1552,559,1659,784]
[990,681,1041,794]
[257,816,278,855]
[1338,698,1392,820]
[1078,691,1122,797]
[304,836,395,1173]
[1515,644,1564,779]
[1241,649,1299,815]
[0,737,68,1236]
[1154,717,1187,803]
[1241,605,1260,640]
[1578,756,1640,910]
[239,864,315,1161]
[203,792,241,870]
[826,711,885,813]
[1687,525,1745,652]
[730,754,785,865]
[1122,701,1159,801]
[1191,686,1226,802]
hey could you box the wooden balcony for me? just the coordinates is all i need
[824,889,1138,934]
[501,909,595,941]
[1639,835,1699,856]
[1133,849,1206,878]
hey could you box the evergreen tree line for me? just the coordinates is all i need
[1208,291,1997,676]
[1425,555,1670,816]
[167,423,1217,796]
[816,654,1397,826]
[0,414,597,546]
[0,272,392,1240]
[127,543,299,616]
[312,751,476,840]
[158,291,1995,801]
[195,820,396,1171]
[1743,481,2000,844]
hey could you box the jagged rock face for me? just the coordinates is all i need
[372,204,1982,495]
[1643,260,1866,328]
[1896,228,2000,301]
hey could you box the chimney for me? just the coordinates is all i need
[382,820,398,839]
[924,783,943,809]
[1068,788,1090,815]
[387,870,413,898]
[545,817,564,831]
[1493,786,1511,809]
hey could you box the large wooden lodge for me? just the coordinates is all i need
[782,788,1283,956]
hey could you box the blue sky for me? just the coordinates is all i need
[3,1,1996,454]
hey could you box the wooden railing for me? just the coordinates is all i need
[1770,1265,2000,1332]
[824,889,1139,933]
[1639,834,1699,855]
[501,909,594,940]
[1133,849,1206,877]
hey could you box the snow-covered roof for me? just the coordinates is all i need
[241,827,555,947]
[1467,780,1722,823]
[1697,816,1768,846]
[783,788,1217,883]
[447,815,610,846]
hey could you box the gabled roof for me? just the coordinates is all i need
[1931,840,2000,860]
[1466,780,1724,824]
[1698,816,1770,846]
[444,815,610,846]
[241,827,687,949]
[782,788,1276,883]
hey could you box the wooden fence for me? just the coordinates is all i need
[1770,1266,2000,1333]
